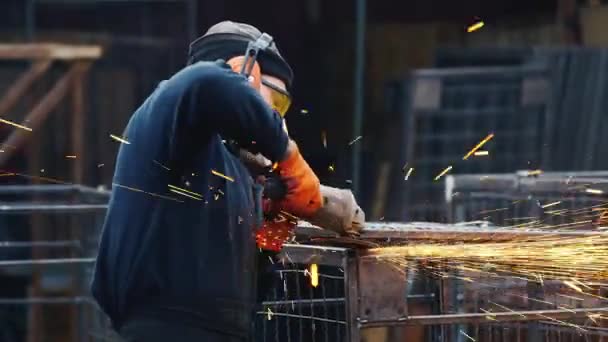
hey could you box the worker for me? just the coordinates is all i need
[91,21,322,341]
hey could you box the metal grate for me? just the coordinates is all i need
[0,184,116,342]
[254,263,347,342]
[446,171,608,227]
[398,66,553,222]
[254,245,354,342]
[434,46,608,172]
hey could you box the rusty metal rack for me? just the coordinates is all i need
[0,184,116,342]
[255,222,608,342]
[446,171,608,226]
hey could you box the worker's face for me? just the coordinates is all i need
[259,75,291,117]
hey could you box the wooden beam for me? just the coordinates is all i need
[0,64,80,166]
[70,62,90,184]
[0,44,102,60]
[0,60,51,118]
[557,0,582,44]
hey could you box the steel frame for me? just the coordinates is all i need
[0,183,110,342]
[282,222,608,341]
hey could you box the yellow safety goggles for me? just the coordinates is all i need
[262,79,291,117]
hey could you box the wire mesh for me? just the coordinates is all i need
[440,171,608,342]
[420,320,606,342]
[254,256,348,342]
[447,171,608,227]
[0,184,117,342]
[397,66,553,223]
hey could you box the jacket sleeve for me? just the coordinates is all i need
[166,61,289,164]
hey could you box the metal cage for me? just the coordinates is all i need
[255,232,608,342]
[396,66,553,222]
[0,184,115,342]
[446,171,608,227]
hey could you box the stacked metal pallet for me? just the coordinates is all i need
[435,46,608,171]
[0,185,115,341]
[386,46,608,222]
[389,65,552,222]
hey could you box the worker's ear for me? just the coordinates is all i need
[226,56,262,91]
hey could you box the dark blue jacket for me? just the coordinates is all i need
[91,61,289,332]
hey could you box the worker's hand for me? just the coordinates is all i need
[308,185,365,236]
[272,140,322,219]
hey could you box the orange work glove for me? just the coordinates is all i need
[272,140,322,218]
[256,219,297,252]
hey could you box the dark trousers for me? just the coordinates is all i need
[119,317,247,342]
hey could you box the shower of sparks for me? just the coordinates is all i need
[322,131,327,148]
[474,150,489,156]
[467,21,485,33]
[405,167,414,180]
[65,155,76,159]
[211,169,234,182]
[563,280,583,293]
[463,134,494,160]
[367,234,608,283]
[434,166,453,181]
[348,136,362,145]
[113,183,182,202]
[459,330,475,341]
[110,134,130,144]
[556,293,584,301]
[167,184,202,200]
[541,201,562,209]
[586,188,604,195]
[488,301,526,318]
[527,169,543,176]
[310,264,319,287]
[11,172,69,184]
[169,189,202,201]
[153,160,171,171]
[0,118,32,131]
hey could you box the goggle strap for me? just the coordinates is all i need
[240,33,274,77]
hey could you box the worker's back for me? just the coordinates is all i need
[91,62,263,337]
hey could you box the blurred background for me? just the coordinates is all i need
[0,0,608,341]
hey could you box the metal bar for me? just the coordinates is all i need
[359,307,608,327]
[0,203,108,213]
[351,0,366,198]
[359,224,608,242]
[0,240,80,248]
[0,64,79,165]
[71,62,87,184]
[255,311,346,325]
[261,298,345,306]
[0,44,101,60]
[0,184,109,196]
[0,60,51,119]
[0,297,95,305]
[186,0,197,42]
[25,0,36,40]
[345,250,360,342]
[411,66,549,78]
[0,257,95,266]
[280,245,349,267]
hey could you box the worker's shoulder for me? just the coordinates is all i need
[170,60,235,85]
